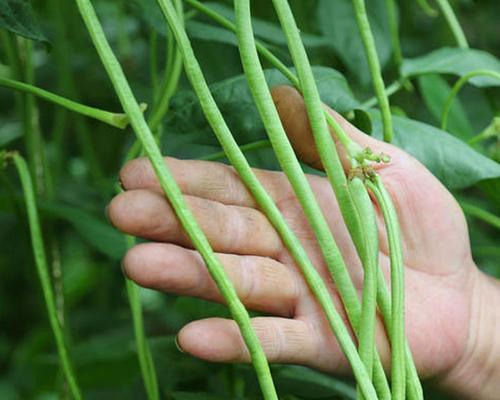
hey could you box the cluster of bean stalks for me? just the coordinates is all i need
[0,0,430,399]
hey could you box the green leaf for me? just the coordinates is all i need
[370,113,500,189]
[40,202,126,260]
[402,48,500,87]
[163,67,360,150]
[316,0,392,83]
[417,74,473,141]
[0,0,49,44]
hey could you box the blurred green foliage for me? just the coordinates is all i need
[0,0,498,399]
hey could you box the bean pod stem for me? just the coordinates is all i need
[74,1,277,398]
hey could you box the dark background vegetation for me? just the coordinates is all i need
[0,0,499,399]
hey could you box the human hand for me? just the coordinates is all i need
[107,86,500,399]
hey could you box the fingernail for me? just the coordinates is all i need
[174,335,185,353]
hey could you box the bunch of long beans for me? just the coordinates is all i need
[1,0,429,398]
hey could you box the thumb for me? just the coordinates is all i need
[270,85,398,171]
[270,86,469,275]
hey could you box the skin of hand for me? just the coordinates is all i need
[107,86,500,399]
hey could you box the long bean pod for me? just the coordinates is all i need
[74,1,277,398]
[367,176,406,400]
[234,0,383,397]
[352,0,394,143]
[7,152,82,400]
[434,0,468,48]
[268,2,421,397]
[234,1,386,398]
[349,177,379,398]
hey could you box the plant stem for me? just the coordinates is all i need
[8,152,82,400]
[360,79,403,110]
[352,0,394,143]
[234,1,382,398]
[416,0,438,17]
[124,233,160,400]
[441,70,500,131]
[74,0,277,398]
[200,139,272,161]
[0,77,130,129]
[434,0,468,48]
[367,176,406,400]
[460,202,500,230]
[469,117,500,145]
[385,0,403,69]
[148,0,184,134]
[49,0,106,185]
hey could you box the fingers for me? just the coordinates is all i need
[120,156,292,209]
[123,242,300,316]
[176,317,339,371]
[108,189,283,258]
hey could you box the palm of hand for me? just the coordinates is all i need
[108,89,477,383]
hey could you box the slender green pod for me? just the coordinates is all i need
[349,176,378,399]
[367,176,406,400]
[434,0,468,48]
[385,0,403,69]
[352,0,394,143]
[441,70,500,131]
[7,152,82,400]
[154,0,380,397]
[0,77,129,129]
[74,1,277,398]
[416,0,438,17]
[261,1,423,397]
[148,0,184,133]
[235,0,376,393]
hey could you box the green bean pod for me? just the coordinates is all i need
[75,1,277,398]
[349,177,379,399]
[9,153,82,400]
[367,176,406,400]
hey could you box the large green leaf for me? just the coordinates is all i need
[370,113,500,189]
[132,0,327,49]
[402,48,500,87]
[0,0,48,44]
[316,0,392,83]
[162,66,360,150]
[417,74,473,141]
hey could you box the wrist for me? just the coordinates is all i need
[439,266,500,399]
